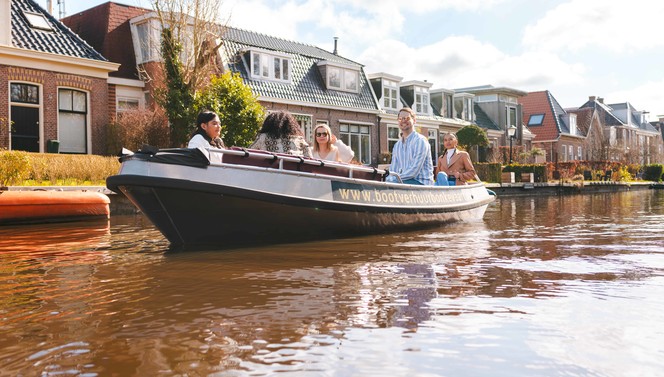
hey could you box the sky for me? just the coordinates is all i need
[40,0,664,121]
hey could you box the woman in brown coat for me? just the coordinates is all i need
[434,132,476,186]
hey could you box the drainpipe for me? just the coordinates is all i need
[333,37,338,55]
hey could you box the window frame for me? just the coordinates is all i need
[249,49,292,83]
[340,123,371,164]
[57,88,90,154]
[528,114,545,126]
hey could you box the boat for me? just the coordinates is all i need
[106,147,495,248]
[0,190,110,225]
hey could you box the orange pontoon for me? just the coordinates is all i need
[0,190,110,225]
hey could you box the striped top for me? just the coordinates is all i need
[386,131,434,185]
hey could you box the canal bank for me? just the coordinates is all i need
[2,181,657,215]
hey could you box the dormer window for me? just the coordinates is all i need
[569,113,577,135]
[249,50,291,83]
[24,12,53,31]
[414,87,429,115]
[382,79,399,110]
[318,61,360,93]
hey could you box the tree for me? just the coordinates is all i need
[195,72,265,147]
[149,0,226,146]
[456,124,489,161]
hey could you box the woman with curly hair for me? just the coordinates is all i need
[250,110,312,158]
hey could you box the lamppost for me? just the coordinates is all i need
[508,124,517,164]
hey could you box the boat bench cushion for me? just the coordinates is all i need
[225,148,383,181]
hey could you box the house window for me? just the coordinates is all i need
[506,106,517,128]
[561,144,567,162]
[58,89,88,154]
[443,93,453,118]
[474,94,498,103]
[428,129,437,164]
[388,125,400,153]
[292,114,312,143]
[569,114,577,135]
[134,21,158,63]
[577,146,582,160]
[24,12,53,31]
[9,83,41,152]
[528,114,544,126]
[249,51,292,83]
[340,123,371,164]
[11,83,39,104]
[383,79,398,110]
[415,87,429,115]
[117,97,140,112]
[569,145,574,161]
[325,65,360,93]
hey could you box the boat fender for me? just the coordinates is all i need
[240,148,249,158]
[487,189,496,196]
[317,160,325,167]
[371,167,378,180]
[296,156,304,170]
[382,168,390,182]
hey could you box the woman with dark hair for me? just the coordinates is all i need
[188,110,225,163]
[434,132,476,186]
[250,110,312,157]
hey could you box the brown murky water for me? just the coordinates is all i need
[1,190,663,376]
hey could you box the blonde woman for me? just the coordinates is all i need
[309,123,354,163]
[434,132,476,186]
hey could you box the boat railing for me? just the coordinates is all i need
[210,147,404,183]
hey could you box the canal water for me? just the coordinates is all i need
[1,190,663,376]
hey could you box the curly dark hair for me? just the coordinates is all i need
[259,111,304,138]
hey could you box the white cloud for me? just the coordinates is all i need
[522,0,664,53]
[360,36,585,91]
[607,80,664,119]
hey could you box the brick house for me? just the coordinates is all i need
[573,96,663,164]
[0,0,118,154]
[519,90,587,163]
[63,3,381,164]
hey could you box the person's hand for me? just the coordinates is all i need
[330,133,337,144]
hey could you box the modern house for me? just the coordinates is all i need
[0,0,118,154]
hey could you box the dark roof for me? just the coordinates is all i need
[473,103,500,131]
[222,27,378,112]
[11,0,107,61]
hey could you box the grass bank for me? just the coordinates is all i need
[0,151,120,187]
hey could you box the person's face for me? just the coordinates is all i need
[315,127,329,144]
[202,116,221,139]
[397,111,414,133]
[443,135,458,149]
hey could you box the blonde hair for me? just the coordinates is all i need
[313,123,335,153]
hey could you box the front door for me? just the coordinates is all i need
[11,105,40,152]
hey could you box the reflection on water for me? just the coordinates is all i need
[0,191,663,376]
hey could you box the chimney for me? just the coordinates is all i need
[589,96,596,102]
[47,0,53,14]
[0,0,11,46]
[598,97,604,104]
[333,36,338,55]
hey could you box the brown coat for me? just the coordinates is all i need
[435,150,476,184]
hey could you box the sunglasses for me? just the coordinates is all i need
[316,132,329,137]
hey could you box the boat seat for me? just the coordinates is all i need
[224,147,384,181]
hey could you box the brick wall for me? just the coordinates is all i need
[1,65,110,154]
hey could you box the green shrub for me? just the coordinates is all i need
[503,163,548,182]
[643,164,664,181]
[475,162,502,183]
[0,150,31,186]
